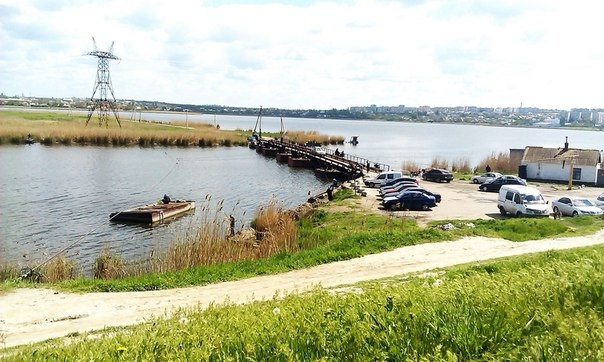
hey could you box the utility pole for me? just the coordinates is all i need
[85,37,121,127]
[567,157,575,190]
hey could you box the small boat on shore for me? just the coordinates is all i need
[110,200,195,224]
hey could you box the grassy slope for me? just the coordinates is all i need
[4,245,604,360]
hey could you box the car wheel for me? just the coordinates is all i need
[421,203,429,211]
[479,186,486,191]
[516,211,522,217]
[572,211,579,217]
[446,179,451,183]
[398,202,404,210]
[472,179,479,184]
[499,206,506,216]
[369,182,375,188]
[553,206,560,215]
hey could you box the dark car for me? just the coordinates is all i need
[403,186,442,203]
[422,169,453,183]
[479,175,527,192]
[381,190,436,211]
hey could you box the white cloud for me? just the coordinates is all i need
[0,0,603,110]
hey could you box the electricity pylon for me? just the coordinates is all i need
[85,37,121,127]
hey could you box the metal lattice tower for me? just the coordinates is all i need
[85,37,121,127]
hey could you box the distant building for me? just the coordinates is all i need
[519,137,604,186]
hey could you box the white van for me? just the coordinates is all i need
[364,171,403,188]
[497,185,549,217]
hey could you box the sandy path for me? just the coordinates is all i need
[2,230,603,348]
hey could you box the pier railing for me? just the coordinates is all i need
[254,138,390,176]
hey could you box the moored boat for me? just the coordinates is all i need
[288,156,311,168]
[110,200,195,224]
[276,152,291,163]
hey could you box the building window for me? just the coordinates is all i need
[572,168,581,180]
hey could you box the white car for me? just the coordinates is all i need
[471,172,502,184]
[595,192,604,210]
[551,196,604,217]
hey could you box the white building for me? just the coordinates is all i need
[519,138,603,186]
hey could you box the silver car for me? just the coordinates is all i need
[551,196,604,217]
[595,192,604,210]
[471,172,502,184]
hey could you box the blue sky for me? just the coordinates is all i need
[0,0,602,110]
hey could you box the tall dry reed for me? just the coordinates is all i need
[88,197,298,280]
[40,255,79,282]
[400,160,422,173]
[450,157,472,173]
[477,152,516,174]
[93,249,127,280]
[284,130,345,145]
[429,156,449,170]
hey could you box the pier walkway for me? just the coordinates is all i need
[251,138,390,180]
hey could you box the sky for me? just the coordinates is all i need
[0,0,602,110]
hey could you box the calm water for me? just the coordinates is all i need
[125,110,604,167]
[1,111,603,270]
[0,145,330,268]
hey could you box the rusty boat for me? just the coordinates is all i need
[110,200,196,224]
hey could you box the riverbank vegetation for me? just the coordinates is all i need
[402,151,517,176]
[2,187,603,293]
[4,245,604,360]
[0,109,344,147]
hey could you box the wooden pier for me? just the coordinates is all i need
[253,139,390,180]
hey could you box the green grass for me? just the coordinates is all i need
[5,245,604,361]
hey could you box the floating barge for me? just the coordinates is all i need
[110,200,195,224]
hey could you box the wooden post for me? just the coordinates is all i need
[567,158,574,190]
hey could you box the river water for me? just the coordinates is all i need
[1,110,603,270]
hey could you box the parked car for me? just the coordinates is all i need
[379,176,419,189]
[401,186,442,203]
[551,196,604,217]
[471,172,502,184]
[497,185,548,217]
[479,175,527,192]
[364,171,404,188]
[422,169,453,183]
[381,190,436,211]
[379,182,418,197]
[379,184,421,200]
[595,192,604,210]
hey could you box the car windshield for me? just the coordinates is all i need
[522,194,545,204]
[574,199,594,207]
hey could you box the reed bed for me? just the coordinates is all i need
[89,198,298,280]
[477,151,516,174]
[283,130,345,145]
[402,154,506,175]
[0,110,248,147]
[40,255,79,282]
[0,110,344,148]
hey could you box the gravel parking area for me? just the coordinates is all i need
[355,176,604,224]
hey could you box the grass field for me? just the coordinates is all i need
[3,245,603,360]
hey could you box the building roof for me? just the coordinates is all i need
[522,146,601,166]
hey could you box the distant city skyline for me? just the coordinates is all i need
[2,92,604,114]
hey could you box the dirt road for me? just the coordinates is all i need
[1,179,603,348]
